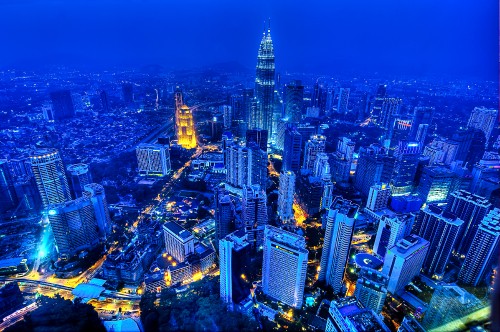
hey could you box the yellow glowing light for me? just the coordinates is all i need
[167,256,172,261]
[171,262,177,267]
[316,266,321,272]
[241,274,246,280]
[192,272,203,281]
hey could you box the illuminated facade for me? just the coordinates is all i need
[67,163,92,198]
[136,143,171,177]
[354,267,388,313]
[277,171,295,223]
[390,140,420,196]
[29,148,72,208]
[176,105,197,149]
[373,214,413,258]
[83,183,111,240]
[242,184,268,249]
[163,222,195,263]
[303,135,326,172]
[254,22,275,138]
[262,225,308,308]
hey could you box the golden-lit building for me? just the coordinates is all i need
[176,105,197,149]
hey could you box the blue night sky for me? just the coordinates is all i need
[1,0,498,80]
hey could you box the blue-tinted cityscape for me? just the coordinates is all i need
[0,1,498,331]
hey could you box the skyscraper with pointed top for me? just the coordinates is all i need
[253,20,275,142]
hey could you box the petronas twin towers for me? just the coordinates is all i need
[252,21,276,142]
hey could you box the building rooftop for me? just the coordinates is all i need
[163,221,193,240]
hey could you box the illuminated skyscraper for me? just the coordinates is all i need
[413,204,463,278]
[325,297,390,332]
[458,208,500,286]
[283,127,302,173]
[366,183,391,212]
[446,190,492,256]
[382,234,429,294]
[215,186,235,245]
[284,80,304,123]
[29,149,72,208]
[354,267,388,313]
[379,98,403,130]
[467,107,498,147]
[176,105,197,149]
[319,197,358,293]
[163,222,195,263]
[254,21,276,138]
[246,129,268,151]
[242,184,268,249]
[410,107,435,144]
[354,144,394,197]
[331,137,355,183]
[390,140,420,196]
[136,143,171,176]
[373,214,413,258]
[47,195,100,259]
[67,163,92,198]
[416,166,456,203]
[337,88,350,114]
[278,171,295,223]
[83,183,111,240]
[303,135,326,172]
[262,225,308,308]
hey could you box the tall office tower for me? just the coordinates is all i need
[354,268,389,313]
[174,86,183,110]
[422,138,459,165]
[325,297,391,332]
[370,84,387,121]
[325,86,335,114]
[29,149,71,208]
[410,107,435,142]
[398,316,426,332]
[319,197,358,293]
[262,225,308,308]
[254,22,275,137]
[230,95,245,138]
[246,129,268,151]
[313,153,331,180]
[219,230,251,307]
[284,80,304,123]
[379,98,403,130]
[373,214,413,258]
[215,187,235,245]
[458,208,500,286]
[446,190,492,256]
[66,163,92,198]
[9,157,32,178]
[451,127,474,162]
[422,284,483,331]
[278,171,295,223]
[242,185,268,249]
[382,234,429,294]
[321,181,335,211]
[366,183,391,211]
[135,143,171,177]
[413,204,464,278]
[467,107,498,146]
[242,88,255,129]
[303,135,326,171]
[220,105,232,130]
[282,127,302,173]
[46,195,100,259]
[390,140,420,196]
[331,137,355,183]
[83,183,111,239]
[336,88,350,114]
[122,83,134,103]
[49,90,74,121]
[163,222,195,263]
[416,166,456,203]
[384,117,413,150]
[0,160,18,213]
[354,144,393,197]
[99,90,110,112]
[176,105,197,149]
[225,143,267,189]
[311,81,325,110]
[248,143,268,190]
[222,132,233,166]
[275,119,289,151]
[470,151,500,198]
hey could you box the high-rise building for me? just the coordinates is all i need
[354,268,389,313]
[331,137,355,183]
[467,107,498,146]
[313,153,331,180]
[373,214,413,258]
[422,284,483,331]
[410,107,435,143]
[246,129,268,151]
[370,84,387,122]
[83,183,111,240]
[413,204,463,278]
[242,185,268,249]
[390,140,420,196]
[382,234,429,294]
[384,117,412,151]
[337,88,350,114]
[163,222,195,263]
[29,149,71,208]
[446,190,492,256]
[398,316,426,332]
[325,297,391,332]
[366,183,391,211]
[416,166,456,203]
[67,163,92,198]
[122,83,134,103]
[422,138,459,165]
[225,143,267,189]
[215,186,235,245]
[282,127,302,173]
[379,98,403,130]
[219,230,252,308]
[0,160,18,213]
[458,208,500,286]
[50,90,75,120]
[284,80,304,123]
[451,127,474,162]
[319,197,358,293]
[220,105,232,130]
[176,105,197,149]
[46,195,100,259]
[262,225,308,308]
[354,144,394,197]
[135,143,171,177]
[278,171,295,223]
[303,135,326,172]
[254,23,275,137]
